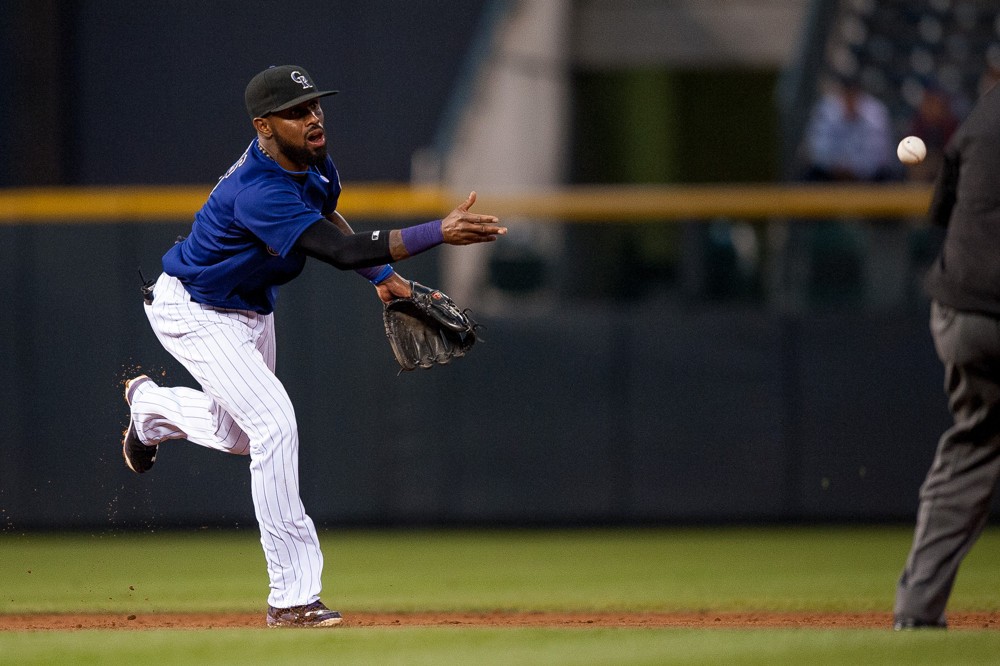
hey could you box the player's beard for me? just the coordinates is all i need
[274,132,327,168]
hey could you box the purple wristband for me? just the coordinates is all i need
[400,220,444,255]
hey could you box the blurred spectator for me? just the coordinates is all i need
[801,75,898,182]
[789,76,906,308]
[904,86,959,182]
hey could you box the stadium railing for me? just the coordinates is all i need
[0,182,933,223]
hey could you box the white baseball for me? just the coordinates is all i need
[897,136,927,164]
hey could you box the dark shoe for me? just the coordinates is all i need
[266,600,343,628]
[893,616,947,630]
[122,375,156,474]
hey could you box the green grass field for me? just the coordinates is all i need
[2,526,999,664]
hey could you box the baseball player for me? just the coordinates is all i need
[121,65,506,628]
[894,82,1000,630]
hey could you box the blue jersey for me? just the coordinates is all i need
[163,138,341,314]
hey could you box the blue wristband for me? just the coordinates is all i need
[357,264,394,284]
[369,264,394,285]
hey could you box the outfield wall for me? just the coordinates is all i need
[0,206,969,529]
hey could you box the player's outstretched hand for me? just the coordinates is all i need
[440,192,506,245]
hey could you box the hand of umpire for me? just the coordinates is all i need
[440,192,506,245]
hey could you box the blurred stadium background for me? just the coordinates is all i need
[1,0,997,529]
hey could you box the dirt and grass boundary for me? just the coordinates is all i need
[3,610,999,631]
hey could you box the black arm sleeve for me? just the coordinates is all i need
[294,218,393,270]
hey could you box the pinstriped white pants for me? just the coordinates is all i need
[131,273,324,608]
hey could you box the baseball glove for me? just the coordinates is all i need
[383,281,479,371]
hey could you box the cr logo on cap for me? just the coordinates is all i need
[290,71,313,89]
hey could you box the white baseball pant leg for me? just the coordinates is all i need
[129,273,324,608]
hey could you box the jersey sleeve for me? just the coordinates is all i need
[234,180,325,257]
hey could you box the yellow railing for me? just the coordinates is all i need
[0,183,935,223]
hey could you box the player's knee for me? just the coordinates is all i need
[248,418,299,457]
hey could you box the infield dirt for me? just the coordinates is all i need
[2,611,999,631]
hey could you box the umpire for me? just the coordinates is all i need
[894,82,1000,629]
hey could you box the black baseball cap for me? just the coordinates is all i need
[244,65,338,118]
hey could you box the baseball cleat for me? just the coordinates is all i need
[266,600,344,628]
[122,375,156,474]
[893,616,947,630]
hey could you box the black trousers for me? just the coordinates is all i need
[895,301,1000,624]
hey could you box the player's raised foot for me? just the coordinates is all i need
[122,375,156,474]
[266,600,343,628]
